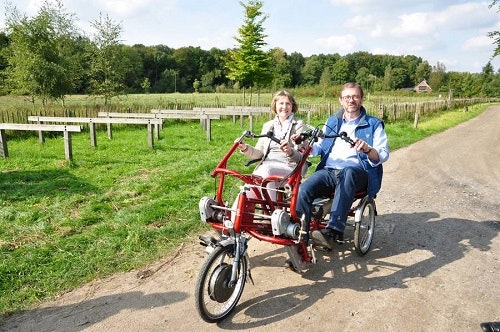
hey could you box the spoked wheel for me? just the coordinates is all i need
[353,197,376,256]
[195,245,247,323]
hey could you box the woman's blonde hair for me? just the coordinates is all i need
[271,90,298,114]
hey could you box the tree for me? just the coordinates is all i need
[480,61,500,96]
[392,67,408,89]
[87,13,127,105]
[319,67,332,97]
[460,73,481,97]
[331,58,349,85]
[161,69,178,93]
[225,0,273,96]
[171,46,205,92]
[383,65,395,90]
[488,1,500,58]
[270,47,291,89]
[428,61,447,92]
[0,32,11,94]
[415,61,432,84]
[288,52,305,87]
[301,55,323,85]
[355,67,371,91]
[3,0,81,106]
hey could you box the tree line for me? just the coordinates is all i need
[0,0,499,107]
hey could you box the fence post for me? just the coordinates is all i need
[377,104,385,121]
[107,123,113,139]
[0,129,8,157]
[90,122,97,147]
[413,107,420,129]
[249,114,254,133]
[32,117,45,144]
[63,130,73,161]
[147,122,154,148]
[206,116,212,141]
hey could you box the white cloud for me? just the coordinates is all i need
[435,2,494,30]
[368,24,385,38]
[315,34,358,54]
[390,12,434,38]
[99,0,152,17]
[462,35,495,51]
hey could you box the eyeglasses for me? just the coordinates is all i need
[341,95,361,101]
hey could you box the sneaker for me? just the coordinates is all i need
[481,322,500,332]
[311,228,343,250]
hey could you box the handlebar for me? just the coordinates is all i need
[237,126,356,148]
[241,130,281,144]
[293,127,355,146]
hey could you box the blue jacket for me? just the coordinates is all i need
[316,107,384,197]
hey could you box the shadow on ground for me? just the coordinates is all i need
[216,212,498,330]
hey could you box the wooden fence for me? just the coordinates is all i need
[1,97,498,138]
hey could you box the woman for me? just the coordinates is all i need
[237,90,306,200]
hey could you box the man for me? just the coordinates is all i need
[296,82,389,249]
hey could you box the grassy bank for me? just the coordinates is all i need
[0,103,492,316]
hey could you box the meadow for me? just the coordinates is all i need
[0,90,454,124]
[0,93,493,316]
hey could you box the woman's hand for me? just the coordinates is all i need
[238,142,248,152]
[290,133,300,142]
[280,140,293,156]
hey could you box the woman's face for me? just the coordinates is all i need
[275,96,293,121]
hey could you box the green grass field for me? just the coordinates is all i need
[0,102,492,316]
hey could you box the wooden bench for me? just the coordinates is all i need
[27,116,162,148]
[196,107,270,132]
[97,112,163,139]
[150,110,221,141]
[0,123,82,161]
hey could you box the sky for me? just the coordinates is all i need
[1,0,499,74]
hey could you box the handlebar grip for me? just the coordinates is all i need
[293,134,305,144]
[339,131,355,145]
[266,131,281,144]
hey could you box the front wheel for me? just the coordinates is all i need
[353,198,376,256]
[195,245,247,323]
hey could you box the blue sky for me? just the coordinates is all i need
[1,0,499,73]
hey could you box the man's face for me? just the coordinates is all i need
[339,87,363,114]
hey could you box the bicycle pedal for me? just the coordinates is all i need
[199,235,217,247]
[312,244,331,252]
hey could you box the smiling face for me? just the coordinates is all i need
[339,85,364,119]
[275,96,293,122]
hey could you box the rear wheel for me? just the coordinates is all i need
[353,198,375,256]
[194,245,247,323]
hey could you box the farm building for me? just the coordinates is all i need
[415,80,432,93]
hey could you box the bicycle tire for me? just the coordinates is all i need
[194,245,247,323]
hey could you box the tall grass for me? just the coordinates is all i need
[0,103,493,316]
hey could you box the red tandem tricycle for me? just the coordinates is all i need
[195,126,377,323]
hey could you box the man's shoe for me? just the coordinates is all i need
[481,322,500,332]
[311,228,343,250]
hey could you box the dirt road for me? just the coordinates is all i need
[1,106,499,332]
